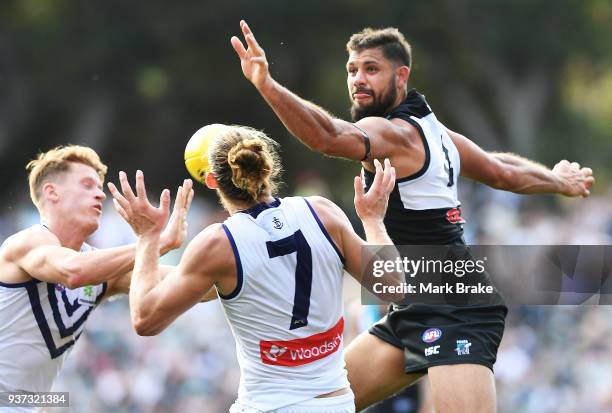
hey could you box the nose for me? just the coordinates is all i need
[352,69,367,89]
[96,188,106,201]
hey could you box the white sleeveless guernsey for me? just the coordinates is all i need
[394,109,461,211]
[364,89,464,245]
[219,196,349,412]
[0,236,106,400]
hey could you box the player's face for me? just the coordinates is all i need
[347,47,399,121]
[54,162,106,232]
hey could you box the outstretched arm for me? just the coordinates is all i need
[110,171,226,335]
[105,265,220,302]
[13,229,143,289]
[10,174,192,289]
[128,224,229,335]
[448,128,595,197]
[231,20,400,161]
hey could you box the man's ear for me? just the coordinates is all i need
[396,66,410,90]
[41,182,59,203]
[204,172,219,190]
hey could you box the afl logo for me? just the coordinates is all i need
[422,328,442,343]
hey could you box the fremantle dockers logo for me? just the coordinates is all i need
[272,216,283,230]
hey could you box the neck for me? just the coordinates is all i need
[381,89,408,118]
[393,89,408,107]
[41,214,91,251]
[225,194,276,215]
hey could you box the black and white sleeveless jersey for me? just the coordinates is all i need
[0,236,106,394]
[364,89,464,245]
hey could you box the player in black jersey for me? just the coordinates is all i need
[231,21,594,412]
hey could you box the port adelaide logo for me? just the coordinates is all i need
[422,328,442,343]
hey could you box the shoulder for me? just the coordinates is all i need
[356,116,419,146]
[189,223,229,248]
[0,226,59,283]
[305,196,343,218]
[180,223,234,274]
[305,196,351,232]
[354,91,429,144]
[1,226,59,262]
[357,116,415,134]
[304,195,339,212]
[304,196,355,261]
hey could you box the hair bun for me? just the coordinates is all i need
[227,138,273,200]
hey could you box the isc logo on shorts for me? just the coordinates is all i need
[425,345,440,356]
[259,318,344,367]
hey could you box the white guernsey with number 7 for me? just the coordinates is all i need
[220,196,348,411]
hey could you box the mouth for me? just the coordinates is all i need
[92,205,102,214]
[352,92,373,102]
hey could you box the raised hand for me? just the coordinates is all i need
[230,20,271,90]
[552,160,595,197]
[108,170,170,237]
[160,179,194,253]
[354,158,396,222]
[108,171,193,244]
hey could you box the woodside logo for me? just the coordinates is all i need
[259,318,344,366]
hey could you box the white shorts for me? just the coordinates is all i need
[229,392,355,413]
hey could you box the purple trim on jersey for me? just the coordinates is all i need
[48,283,95,338]
[303,199,346,265]
[239,198,282,219]
[97,282,108,304]
[25,282,79,359]
[0,279,41,288]
[220,224,244,300]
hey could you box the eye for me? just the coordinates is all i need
[347,68,357,76]
[367,66,378,73]
[81,179,96,189]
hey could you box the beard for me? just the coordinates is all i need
[350,78,397,121]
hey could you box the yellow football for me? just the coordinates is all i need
[184,124,229,183]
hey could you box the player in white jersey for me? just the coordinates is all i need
[0,145,192,412]
[230,20,595,413]
[108,125,399,413]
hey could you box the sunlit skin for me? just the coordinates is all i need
[346,48,410,121]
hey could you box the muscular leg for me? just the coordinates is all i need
[428,364,496,413]
[345,331,424,412]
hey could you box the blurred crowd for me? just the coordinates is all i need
[1,175,611,413]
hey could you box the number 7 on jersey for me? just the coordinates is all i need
[266,230,313,330]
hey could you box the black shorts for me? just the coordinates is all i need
[369,303,508,374]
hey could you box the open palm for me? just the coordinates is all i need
[108,170,171,237]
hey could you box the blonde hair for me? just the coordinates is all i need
[208,125,282,203]
[26,145,108,208]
